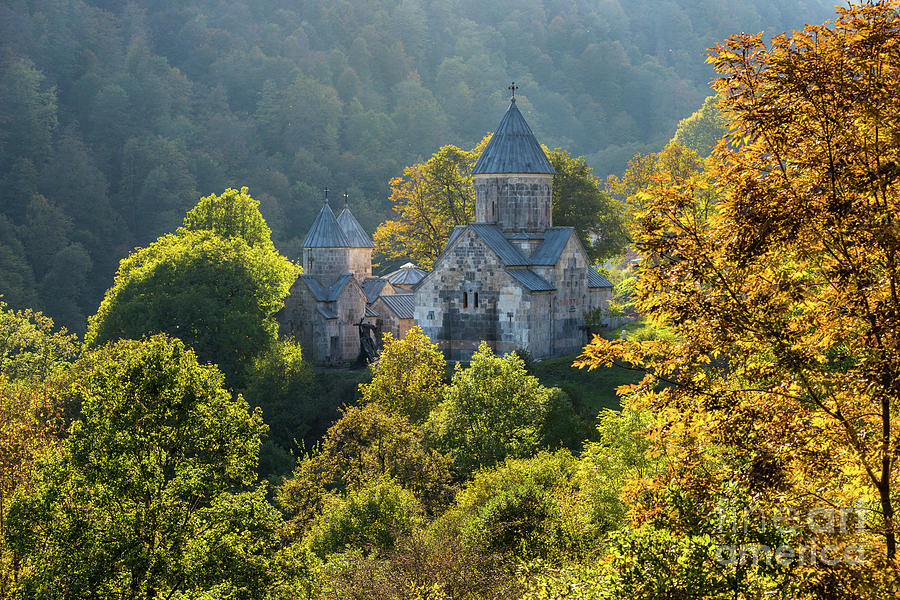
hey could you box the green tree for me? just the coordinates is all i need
[670,95,729,157]
[436,450,594,560]
[181,186,276,249]
[0,58,57,172]
[578,406,654,532]
[427,342,554,478]
[4,335,284,600]
[373,142,480,269]
[86,191,297,383]
[0,301,77,386]
[305,479,423,558]
[359,326,446,424]
[279,403,452,537]
[241,338,314,454]
[548,149,627,262]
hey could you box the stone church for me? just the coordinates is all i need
[413,95,612,361]
[277,93,613,364]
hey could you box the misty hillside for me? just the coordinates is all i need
[0,0,831,332]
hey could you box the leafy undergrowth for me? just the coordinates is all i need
[527,351,642,417]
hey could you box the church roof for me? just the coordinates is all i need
[472,100,555,175]
[588,269,614,288]
[361,277,391,303]
[302,202,350,248]
[469,224,530,266]
[379,293,415,320]
[530,227,576,265]
[299,273,355,302]
[505,268,555,291]
[385,262,427,286]
[337,207,374,248]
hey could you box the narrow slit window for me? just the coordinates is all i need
[474,292,479,308]
[463,291,468,308]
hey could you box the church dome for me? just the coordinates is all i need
[472,99,555,175]
[337,206,374,248]
[301,201,350,248]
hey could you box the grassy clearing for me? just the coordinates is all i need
[527,351,642,417]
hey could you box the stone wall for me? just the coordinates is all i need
[335,283,366,362]
[539,235,597,358]
[301,247,350,287]
[415,228,534,361]
[277,282,330,362]
[277,277,366,364]
[372,297,414,341]
[474,174,553,233]
[346,248,372,282]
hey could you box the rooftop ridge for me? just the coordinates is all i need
[472,101,554,175]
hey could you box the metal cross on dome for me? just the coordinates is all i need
[323,187,329,203]
[343,192,350,206]
[508,81,518,101]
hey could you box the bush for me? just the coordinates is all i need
[435,450,596,560]
[305,479,423,557]
[426,343,552,478]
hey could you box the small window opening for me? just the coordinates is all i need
[475,292,479,308]
[463,292,468,308]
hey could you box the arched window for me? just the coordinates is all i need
[463,292,468,308]
[474,292,479,308]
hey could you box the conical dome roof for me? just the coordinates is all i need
[337,207,374,248]
[301,202,350,248]
[472,99,555,175]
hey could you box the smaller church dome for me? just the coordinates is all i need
[337,206,374,248]
[472,99,555,175]
[301,201,350,248]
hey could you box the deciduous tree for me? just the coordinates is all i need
[5,336,283,599]
[359,326,446,424]
[577,2,900,570]
[427,343,554,478]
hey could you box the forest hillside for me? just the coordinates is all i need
[0,0,832,332]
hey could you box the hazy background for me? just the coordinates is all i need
[0,0,832,331]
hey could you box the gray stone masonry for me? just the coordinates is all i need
[474,173,553,233]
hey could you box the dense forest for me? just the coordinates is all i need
[0,0,832,332]
[3,1,900,598]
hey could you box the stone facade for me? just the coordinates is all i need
[413,226,609,361]
[278,95,614,365]
[474,174,553,233]
[413,97,613,362]
[277,275,366,363]
[301,247,371,286]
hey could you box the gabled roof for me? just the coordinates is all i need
[337,207,374,248]
[365,305,379,318]
[530,227,576,265]
[447,225,467,248]
[299,273,355,302]
[588,269,614,288]
[361,277,391,303]
[302,202,350,248]
[504,268,555,291]
[469,224,530,266]
[317,305,338,320]
[472,100,554,175]
[379,293,415,320]
[385,262,427,286]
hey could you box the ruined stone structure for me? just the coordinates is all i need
[413,97,612,361]
[278,94,613,364]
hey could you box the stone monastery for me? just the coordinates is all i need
[277,93,613,363]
